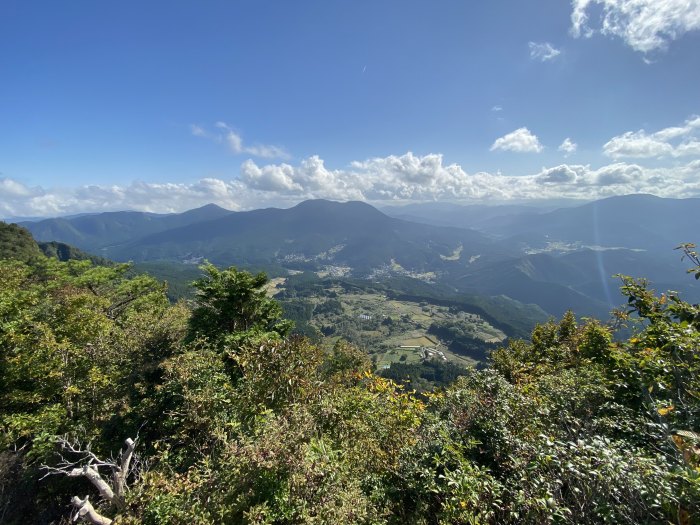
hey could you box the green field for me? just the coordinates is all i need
[276,281,507,369]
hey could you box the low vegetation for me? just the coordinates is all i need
[1,227,700,523]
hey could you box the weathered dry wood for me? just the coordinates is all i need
[70,496,112,525]
[68,465,115,501]
[114,437,136,499]
[43,436,139,522]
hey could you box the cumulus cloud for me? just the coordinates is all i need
[570,0,700,53]
[191,121,289,159]
[537,164,583,184]
[0,177,255,218]
[490,128,544,153]
[238,153,700,203]
[1,178,36,198]
[603,115,700,158]
[558,138,578,156]
[3,151,700,218]
[529,42,561,61]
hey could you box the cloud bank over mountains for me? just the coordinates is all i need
[2,116,698,218]
[2,155,698,218]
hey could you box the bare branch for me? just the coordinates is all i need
[70,496,112,525]
[114,437,137,499]
[74,465,115,501]
[42,436,140,521]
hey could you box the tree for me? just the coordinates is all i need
[186,263,292,347]
[0,222,43,262]
[0,255,184,524]
[0,258,169,450]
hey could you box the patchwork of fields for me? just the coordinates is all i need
[271,280,507,369]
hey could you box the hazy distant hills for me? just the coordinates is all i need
[23,203,232,252]
[450,249,698,318]
[20,195,700,319]
[381,202,547,230]
[23,200,501,272]
[490,195,700,254]
[384,194,700,316]
[384,194,700,253]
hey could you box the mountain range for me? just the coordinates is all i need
[18,194,700,319]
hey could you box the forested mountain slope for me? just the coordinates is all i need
[21,203,232,252]
[19,196,700,319]
[1,244,699,524]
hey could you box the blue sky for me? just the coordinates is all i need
[1,0,700,216]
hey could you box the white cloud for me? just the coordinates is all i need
[3,152,700,218]
[245,143,290,159]
[528,41,561,61]
[240,159,302,193]
[191,122,289,159]
[603,115,700,158]
[571,0,700,53]
[558,138,578,156]
[537,164,583,184]
[0,177,254,218]
[225,129,244,154]
[491,105,503,112]
[237,153,700,203]
[0,178,36,197]
[490,128,544,153]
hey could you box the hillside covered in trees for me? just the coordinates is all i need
[1,229,700,523]
[20,196,700,321]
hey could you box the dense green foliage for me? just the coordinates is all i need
[0,255,187,521]
[379,359,469,391]
[0,221,44,262]
[1,221,112,266]
[1,244,699,524]
[37,240,114,266]
[187,263,293,347]
[428,319,498,361]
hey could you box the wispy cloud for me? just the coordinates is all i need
[528,41,561,61]
[191,122,290,159]
[491,105,503,112]
[490,128,544,153]
[571,0,700,54]
[603,116,700,158]
[190,124,207,138]
[558,138,578,156]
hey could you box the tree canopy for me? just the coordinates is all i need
[187,263,293,347]
[1,250,699,524]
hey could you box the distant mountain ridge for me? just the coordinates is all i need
[384,194,700,253]
[20,195,700,319]
[23,203,233,252]
[99,200,500,273]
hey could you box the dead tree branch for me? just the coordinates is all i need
[42,437,138,524]
[70,496,112,525]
